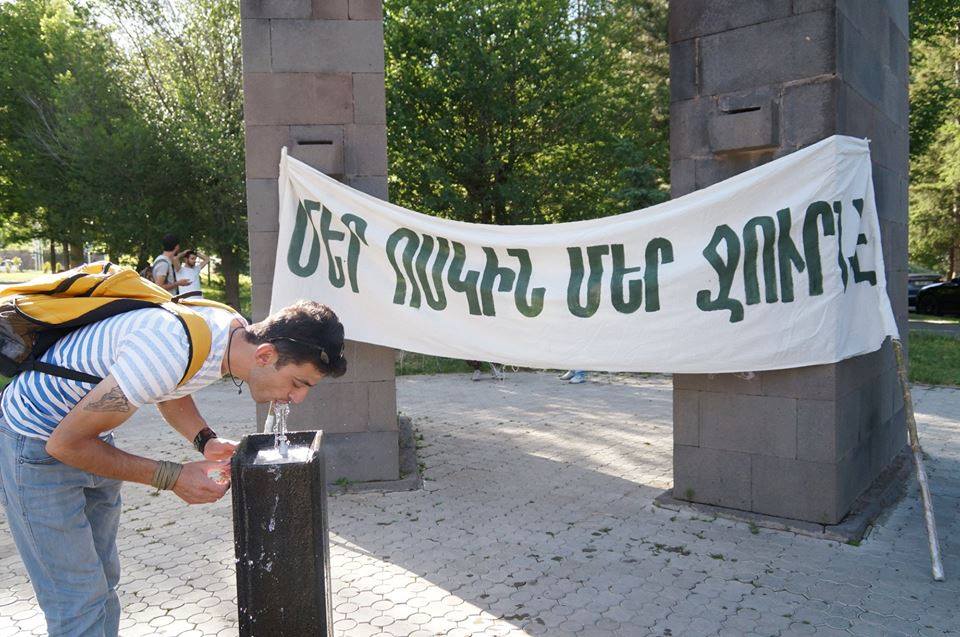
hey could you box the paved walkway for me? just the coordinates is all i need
[0,372,957,636]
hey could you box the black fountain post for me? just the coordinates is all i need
[231,431,333,636]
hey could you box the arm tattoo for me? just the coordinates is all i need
[84,386,131,413]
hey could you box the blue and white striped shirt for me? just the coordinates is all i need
[0,305,242,440]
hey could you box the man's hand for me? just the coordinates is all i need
[176,278,190,286]
[203,438,238,461]
[172,460,231,504]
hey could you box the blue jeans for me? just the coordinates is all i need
[0,419,121,637]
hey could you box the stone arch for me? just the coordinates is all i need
[241,0,908,524]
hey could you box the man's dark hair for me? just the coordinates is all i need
[161,234,180,251]
[245,300,347,378]
[184,250,197,259]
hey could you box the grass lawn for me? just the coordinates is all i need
[1,280,957,389]
[395,333,960,388]
[395,352,475,376]
[200,271,252,319]
[0,357,478,388]
[909,312,960,325]
[909,330,960,387]
[10,337,955,388]
[394,352,546,376]
[0,270,44,285]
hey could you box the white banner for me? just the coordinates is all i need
[271,135,899,373]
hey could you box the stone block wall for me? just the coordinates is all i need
[242,0,398,482]
[669,0,908,524]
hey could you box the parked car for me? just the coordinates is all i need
[908,272,942,309]
[916,277,960,316]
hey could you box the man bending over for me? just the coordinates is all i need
[0,300,346,636]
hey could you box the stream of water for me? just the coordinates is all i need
[274,402,290,457]
[253,401,304,465]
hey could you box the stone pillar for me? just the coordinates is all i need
[669,1,908,524]
[242,0,399,482]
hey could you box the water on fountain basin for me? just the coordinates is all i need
[253,446,313,465]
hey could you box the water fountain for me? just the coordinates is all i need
[231,402,333,636]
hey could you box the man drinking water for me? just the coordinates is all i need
[0,297,346,636]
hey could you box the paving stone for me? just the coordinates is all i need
[0,374,954,635]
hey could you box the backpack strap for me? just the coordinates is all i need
[17,305,210,388]
[168,297,243,386]
[172,290,203,301]
[160,302,211,386]
[19,359,103,385]
[152,255,175,285]
[2,263,216,389]
[11,297,213,388]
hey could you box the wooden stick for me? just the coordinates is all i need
[892,338,945,581]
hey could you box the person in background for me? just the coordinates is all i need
[559,370,587,384]
[176,250,208,297]
[152,234,190,294]
[467,360,504,381]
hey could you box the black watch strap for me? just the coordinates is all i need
[193,426,218,454]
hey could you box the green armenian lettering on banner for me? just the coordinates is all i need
[566,239,674,317]
[848,199,876,285]
[386,227,545,317]
[287,199,367,291]
[696,199,879,323]
[448,241,482,315]
[287,196,879,324]
[697,224,744,322]
[287,201,321,277]
[272,137,898,373]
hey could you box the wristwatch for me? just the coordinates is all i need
[193,426,219,454]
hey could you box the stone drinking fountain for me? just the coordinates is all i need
[231,403,333,636]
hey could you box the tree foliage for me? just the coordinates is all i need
[909,0,960,275]
[95,0,247,307]
[0,0,246,308]
[384,0,668,225]
[0,0,179,263]
[8,0,958,307]
[2,0,671,308]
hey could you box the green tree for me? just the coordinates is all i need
[384,0,668,226]
[96,0,247,309]
[0,0,188,266]
[0,0,109,260]
[909,1,960,275]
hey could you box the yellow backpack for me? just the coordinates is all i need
[0,261,234,387]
